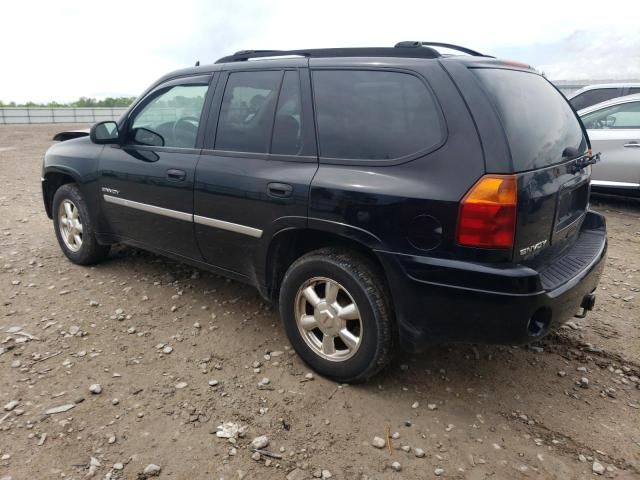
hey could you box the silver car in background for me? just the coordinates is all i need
[570,83,640,110]
[579,94,640,196]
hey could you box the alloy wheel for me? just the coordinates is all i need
[58,199,83,252]
[294,277,363,361]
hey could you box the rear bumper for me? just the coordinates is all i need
[376,211,607,351]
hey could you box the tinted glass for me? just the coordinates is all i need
[570,88,619,111]
[215,71,281,153]
[312,70,442,160]
[473,68,586,171]
[131,84,208,148]
[627,88,640,95]
[271,71,303,155]
[581,101,640,129]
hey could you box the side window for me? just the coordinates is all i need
[312,70,442,160]
[628,87,640,96]
[570,88,618,111]
[581,101,640,129]
[271,71,303,155]
[215,71,281,153]
[131,84,208,148]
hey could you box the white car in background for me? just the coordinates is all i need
[579,94,640,196]
[570,83,640,111]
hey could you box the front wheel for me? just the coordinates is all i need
[52,183,110,265]
[279,248,394,383]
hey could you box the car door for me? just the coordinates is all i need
[583,99,640,187]
[194,61,317,279]
[99,74,214,259]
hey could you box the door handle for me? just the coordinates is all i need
[267,182,293,198]
[623,142,640,148]
[167,169,186,181]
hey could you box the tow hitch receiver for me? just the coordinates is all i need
[575,293,596,319]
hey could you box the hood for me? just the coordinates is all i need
[52,129,90,141]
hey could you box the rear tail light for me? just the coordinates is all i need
[456,175,517,249]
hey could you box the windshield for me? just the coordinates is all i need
[473,68,586,171]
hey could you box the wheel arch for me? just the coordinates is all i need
[42,167,82,218]
[261,223,387,303]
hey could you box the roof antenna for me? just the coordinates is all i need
[195,60,200,67]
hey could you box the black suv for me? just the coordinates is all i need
[42,42,607,382]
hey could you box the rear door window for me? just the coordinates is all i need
[215,71,281,153]
[473,68,586,171]
[581,101,640,129]
[570,88,619,111]
[311,70,443,161]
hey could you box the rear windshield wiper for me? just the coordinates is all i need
[577,150,600,171]
[563,147,600,173]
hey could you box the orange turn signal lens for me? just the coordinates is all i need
[456,175,517,249]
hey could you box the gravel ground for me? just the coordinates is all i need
[1,124,639,480]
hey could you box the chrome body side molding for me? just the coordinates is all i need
[103,195,262,238]
[103,194,192,222]
[194,215,263,238]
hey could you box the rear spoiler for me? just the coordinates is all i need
[52,129,90,141]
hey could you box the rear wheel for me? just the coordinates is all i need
[279,248,393,383]
[52,184,110,265]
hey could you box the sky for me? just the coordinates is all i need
[1,0,639,103]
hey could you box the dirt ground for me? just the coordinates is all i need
[1,124,639,480]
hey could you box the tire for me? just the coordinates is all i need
[279,248,394,383]
[52,183,110,265]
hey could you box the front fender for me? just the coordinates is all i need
[41,166,84,218]
[43,136,103,182]
[42,137,104,226]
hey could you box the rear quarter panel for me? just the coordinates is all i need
[309,60,485,258]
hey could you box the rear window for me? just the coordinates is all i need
[312,70,443,161]
[473,68,586,171]
[570,88,619,111]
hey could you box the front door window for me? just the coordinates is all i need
[131,85,209,148]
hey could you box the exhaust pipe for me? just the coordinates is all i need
[581,293,596,311]
[575,293,596,318]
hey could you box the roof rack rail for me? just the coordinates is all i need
[215,46,441,64]
[234,49,285,57]
[395,41,492,58]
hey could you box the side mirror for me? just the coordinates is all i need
[132,127,165,147]
[90,121,120,144]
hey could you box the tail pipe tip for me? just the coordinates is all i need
[575,293,596,319]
